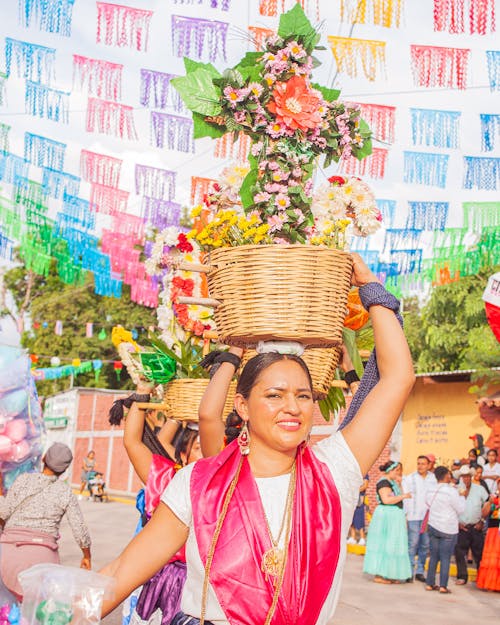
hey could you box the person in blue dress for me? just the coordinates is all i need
[363,460,413,583]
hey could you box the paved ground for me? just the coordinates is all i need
[59,498,498,625]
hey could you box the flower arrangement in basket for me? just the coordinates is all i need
[171,4,375,244]
[152,5,385,417]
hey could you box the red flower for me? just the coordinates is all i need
[177,233,193,253]
[267,75,323,132]
[328,175,346,185]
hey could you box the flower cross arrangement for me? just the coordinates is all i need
[171,4,373,245]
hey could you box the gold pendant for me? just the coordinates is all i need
[261,546,284,584]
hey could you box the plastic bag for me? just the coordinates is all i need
[0,346,44,494]
[18,564,115,625]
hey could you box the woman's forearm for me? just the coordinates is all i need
[370,304,414,385]
[123,403,152,483]
[199,349,241,456]
[100,504,188,616]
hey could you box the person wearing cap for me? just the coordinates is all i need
[425,453,436,473]
[454,464,489,585]
[0,442,91,600]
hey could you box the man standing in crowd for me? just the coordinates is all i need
[402,455,437,581]
[455,465,489,585]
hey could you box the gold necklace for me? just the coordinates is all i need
[260,462,297,586]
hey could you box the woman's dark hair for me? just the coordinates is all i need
[142,420,173,461]
[434,465,450,482]
[236,353,313,398]
[225,410,244,445]
[379,460,399,472]
[174,425,199,466]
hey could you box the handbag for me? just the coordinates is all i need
[419,485,442,534]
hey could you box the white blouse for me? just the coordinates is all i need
[161,431,362,625]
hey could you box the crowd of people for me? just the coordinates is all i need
[0,254,498,625]
[352,446,500,593]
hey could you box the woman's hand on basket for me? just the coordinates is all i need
[136,380,155,395]
[350,253,380,288]
[228,346,244,358]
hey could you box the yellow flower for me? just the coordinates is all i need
[191,205,202,218]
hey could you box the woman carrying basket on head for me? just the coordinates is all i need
[100,254,415,625]
[109,387,203,625]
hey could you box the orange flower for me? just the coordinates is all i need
[267,75,323,132]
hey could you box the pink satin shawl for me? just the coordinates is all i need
[147,454,186,563]
[191,441,341,625]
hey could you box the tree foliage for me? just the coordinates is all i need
[3,259,156,397]
[404,265,500,375]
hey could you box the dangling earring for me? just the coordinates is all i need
[238,422,250,455]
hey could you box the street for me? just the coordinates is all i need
[58,498,498,625]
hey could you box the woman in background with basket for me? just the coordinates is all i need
[100,254,415,625]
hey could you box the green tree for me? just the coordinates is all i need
[2,259,157,396]
[408,266,500,374]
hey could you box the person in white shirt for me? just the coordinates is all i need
[454,464,489,585]
[424,466,465,594]
[402,455,437,581]
[482,449,500,493]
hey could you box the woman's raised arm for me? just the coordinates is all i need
[100,503,188,616]
[342,254,416,475]
[198,347,243,457]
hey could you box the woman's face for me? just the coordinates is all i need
[186,436,202,464]
[88,451,95,459]
[386,467,400,481]
[235,360,314,454]
[474,466,483,480]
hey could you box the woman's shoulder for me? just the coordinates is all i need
[376,478,392,489]
[312,431,363,506]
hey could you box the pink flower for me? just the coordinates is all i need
[273,237,290,245]
[267,213,289,233]
[251,142,264,156]
[275,193,290,210]
[266,121,286,138]
[223,86,248,108]
[234,110,247,124]
[292,167,303,178]
[268,161,280,170]
[271,169,290,182]
[264,182,286,193]
[254,192,271,203]
[248,82,264,98]
[285,41,307,60]
[294,209,305,224]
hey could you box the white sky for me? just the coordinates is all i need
[0,0,498,266]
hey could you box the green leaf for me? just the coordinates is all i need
[342,327,364,378]
[318,398,331,421]
[148,335,182,366]
[222,68,244,87]
[183,58,221,79]
[235,51,263,68]
[192,112,227,139]
[354,136,373,160]
[239,167,258,209]
[278,3,316,44]
[312,82,340,102]
[171,69,222,116]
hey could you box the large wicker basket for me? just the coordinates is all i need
[162,378,237,421]
[207,245,353,347]
[242,347,342,399]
